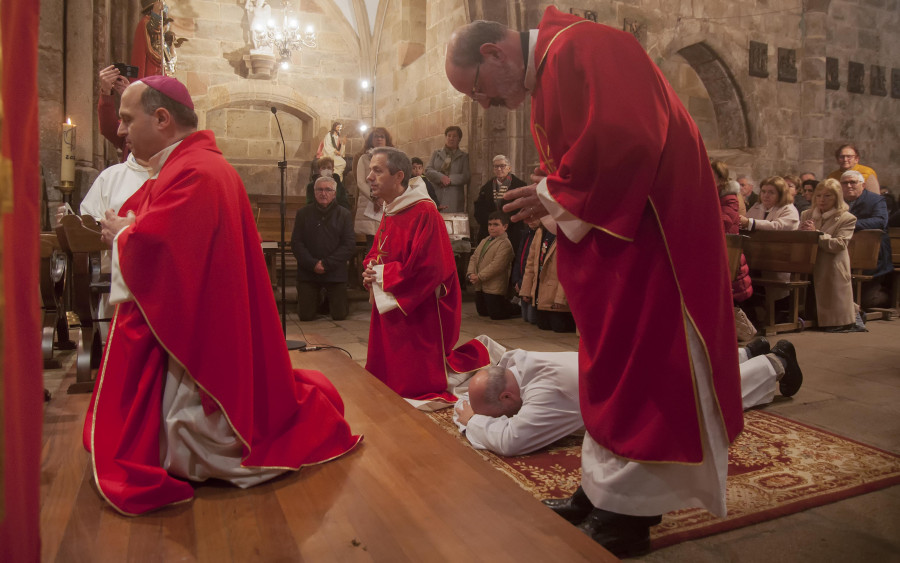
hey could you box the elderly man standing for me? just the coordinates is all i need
[829,143,880,194]
[425,125,470,213]
[445,9,743,557]
[91,76,360,516]
[291,176,356,321]
[841,170,894,307]
[363,147,485,402]
[474,154,527,243]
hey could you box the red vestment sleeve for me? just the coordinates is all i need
[98,94,126,157]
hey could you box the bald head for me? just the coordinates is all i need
[467,366,522,418]
[117,80,197,161]
[445,20,528,110]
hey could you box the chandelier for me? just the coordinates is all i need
[251,7,317,69]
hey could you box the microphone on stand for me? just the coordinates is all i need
[270,105,305,350]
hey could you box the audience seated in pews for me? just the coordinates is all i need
[304,156,350,210]
[453,338,802,457]
[785,174,810,214]
[466,212,518,320]
[738,175,758,210]
[740,176,800,325]
[799,179,859,331]
[89,76,360,516]
[841,170,894,308]
[519,218,576,333]
[291,176,356,322]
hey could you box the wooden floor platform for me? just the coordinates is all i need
[40,340,615,562]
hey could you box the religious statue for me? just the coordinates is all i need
[245,0,275,54]
[133,1,186,77]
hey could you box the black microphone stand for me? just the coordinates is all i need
[271,106,305,350]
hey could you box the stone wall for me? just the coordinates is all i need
[527,0,899,190]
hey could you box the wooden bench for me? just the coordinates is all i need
[890,227,900,311]
[725,233,746,279]
[848,229,893,321]
[742,230,820,336]
[249,194,305,292]
[40,340,615,561]
[56,214,109,394]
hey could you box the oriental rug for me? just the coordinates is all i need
[426,408,900,550]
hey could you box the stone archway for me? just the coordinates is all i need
[675,42,751,150]
[194,82,322,196]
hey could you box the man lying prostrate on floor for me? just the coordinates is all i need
[454,337,802,457]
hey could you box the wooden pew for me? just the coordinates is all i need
[250,194,305,291]
[848,229,893,321]
[40,341,616,562]
[725,233,745,279]
[742,230,820,336]
[56,214,109,393]
[889,227,900,311]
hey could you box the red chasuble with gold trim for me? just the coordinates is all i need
[364,193,465,401]
[82,131,361,515]
[531,7,743,463]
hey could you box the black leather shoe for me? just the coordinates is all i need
[577,508,661,558]
[744,336,770,359]
[772,340,803,397]
[542,486,594,524]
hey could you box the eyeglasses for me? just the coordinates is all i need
[838,153,858,160]
[470,63,487,101]
[492,164,509,169]
[314,188,335,193]
[840,181,860,186]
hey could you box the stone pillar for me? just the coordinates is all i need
[65,0,99,208]
[799,0,829,178]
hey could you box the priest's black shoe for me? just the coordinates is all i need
[744,336,770,359]
[772,339,803,397]
[541,486,593,524]
[577,508,662,559]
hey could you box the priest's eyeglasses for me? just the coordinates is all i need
[470,63,487,102]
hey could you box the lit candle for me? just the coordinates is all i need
[60,118,76,187]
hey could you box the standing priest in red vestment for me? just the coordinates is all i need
[87,76,361,516]
[446,8,744,558]
[361,147,470,403]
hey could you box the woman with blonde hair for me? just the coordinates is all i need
[799,179,858,330]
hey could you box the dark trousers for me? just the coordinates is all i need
[536,309,576,333]
[297,280,349,321]
[475,291,516,320]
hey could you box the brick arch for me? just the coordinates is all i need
[673,42,751,149]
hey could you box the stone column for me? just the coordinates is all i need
[65,0,99,205]
[799,0,829,178]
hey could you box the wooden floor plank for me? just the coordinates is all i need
[39,342,615,562]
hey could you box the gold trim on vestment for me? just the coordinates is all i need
[537,20,590,74]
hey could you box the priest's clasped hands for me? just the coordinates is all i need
[100,208,136,247]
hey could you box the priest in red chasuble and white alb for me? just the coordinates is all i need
[87,76,361,516]
[446,8,743,557]
[362,147,488,403]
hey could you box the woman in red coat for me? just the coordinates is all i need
[712,161,752,303]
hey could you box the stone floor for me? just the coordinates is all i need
[287,296,900,562]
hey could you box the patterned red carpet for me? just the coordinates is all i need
[426,409,900,549]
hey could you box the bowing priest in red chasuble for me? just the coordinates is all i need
[362,147,488,402]
[446,8,743,557]
[86,76,361,516]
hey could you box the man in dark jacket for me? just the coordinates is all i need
[842,170,894,308]
[291,176,356,320]
[474,154,527,246]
